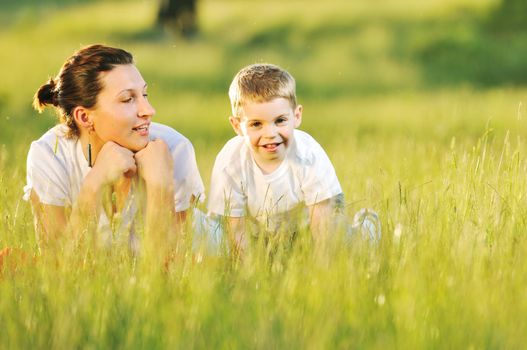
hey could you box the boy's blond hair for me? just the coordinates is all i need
[228,63,297,117]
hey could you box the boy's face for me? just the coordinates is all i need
[230,97,302,173]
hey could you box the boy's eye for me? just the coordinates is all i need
[249,121,262,128]
[276,117,287,124]
[142,93,148,98]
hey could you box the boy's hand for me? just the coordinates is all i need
[227,217,248,259]
[308,198,333,243]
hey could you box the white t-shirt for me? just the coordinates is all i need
[207,129,342,231]
[24,122,204,241]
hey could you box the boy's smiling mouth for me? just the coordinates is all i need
[260,142,283,152]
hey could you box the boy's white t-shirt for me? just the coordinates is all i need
[207,129,342,231]
[23,122,204,240]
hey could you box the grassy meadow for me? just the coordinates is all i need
[2,0,527,348]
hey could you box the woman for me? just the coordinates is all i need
[25,44,204,249]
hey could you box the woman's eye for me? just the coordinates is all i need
[122,97,133,103]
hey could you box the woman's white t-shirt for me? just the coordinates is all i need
[207,129,342,232]
[23,122,204,241]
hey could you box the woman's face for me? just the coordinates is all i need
[89,64,155,152]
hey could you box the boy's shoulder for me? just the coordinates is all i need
[291,129,328,166]
[216,135,245,157]
[213,136,247,173]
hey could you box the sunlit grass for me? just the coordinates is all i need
[1,0,527,348]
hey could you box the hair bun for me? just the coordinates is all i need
[33,78,59,112]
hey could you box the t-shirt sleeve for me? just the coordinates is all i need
[24,141,70,206]
[207,155,246,218]
[171,139,205,212]
[301,142,343,206]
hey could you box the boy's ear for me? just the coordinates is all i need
[294,105,303,128]
[72,106,93,130]
[229,116,243,136]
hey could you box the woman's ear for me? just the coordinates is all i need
[229,116,243,136]
[72,106,93,130]
[294,105,303,128]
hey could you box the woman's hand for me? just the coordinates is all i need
[90,141,137,187]
[134,139,174,189]
[69,141,136,238]
[134,139,177,251]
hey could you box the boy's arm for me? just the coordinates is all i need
[226,216,248,258]
[207,138,248,257]
[308,193,345,243]
[308,198,334,243]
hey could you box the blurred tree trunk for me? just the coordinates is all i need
[157,0,197,37]
[488,0,527,33]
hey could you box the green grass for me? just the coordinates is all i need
[2,0,527,348]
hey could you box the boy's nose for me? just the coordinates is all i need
[262,124,278,138]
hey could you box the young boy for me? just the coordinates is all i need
[208,64,378,252]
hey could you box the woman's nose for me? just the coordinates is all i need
[139,96,156,118]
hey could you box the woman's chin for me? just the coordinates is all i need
[128,140,149,152]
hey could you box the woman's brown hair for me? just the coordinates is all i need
[33,44,134,138]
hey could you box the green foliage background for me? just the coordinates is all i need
[1,0,527,348]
